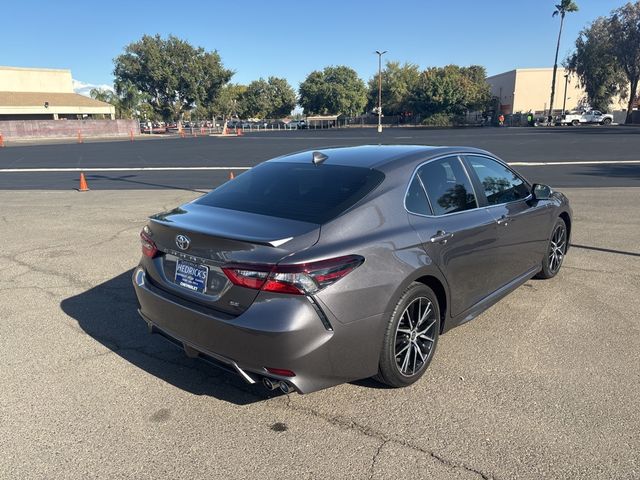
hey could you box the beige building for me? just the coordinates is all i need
[487,67,626,115]
[0,66,115,120]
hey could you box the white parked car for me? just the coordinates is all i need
[556,110,613,126]
[286,120,307,129]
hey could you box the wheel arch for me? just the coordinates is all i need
[384,268,451,335]
[559,210,572,249]
[414,275,449,334]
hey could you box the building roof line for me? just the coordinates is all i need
[0,66,71,74]
[488,67,569,79]
[0,91,113,108]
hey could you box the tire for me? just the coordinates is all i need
[601,118,612,125]
[535,218,568,279]
[375,283,440,388]
[571,119,580,126]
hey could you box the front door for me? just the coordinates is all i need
[462,154,550,286]
[406,156,500,317]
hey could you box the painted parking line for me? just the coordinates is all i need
[1,160,640,174]
[0,166,253,173]
[509,160,640,166]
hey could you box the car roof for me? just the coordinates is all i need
[268,144,496,170]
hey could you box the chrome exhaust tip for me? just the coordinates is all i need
[279,382,295,394]
[262,377,281,391]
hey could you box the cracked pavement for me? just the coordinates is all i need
[1,188,639,479]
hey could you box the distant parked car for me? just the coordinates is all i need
[287,120,307,129]
[556,110,613,126]
[267,121,287,129]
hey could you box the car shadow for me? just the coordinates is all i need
[575,164,640,181]
[349,378,394,390]
[84,174,211,193]
[570,243,640,258]
[60,269,275,405]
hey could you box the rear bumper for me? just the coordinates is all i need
[132,266,381,393]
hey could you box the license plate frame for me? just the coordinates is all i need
[174,259,209,294]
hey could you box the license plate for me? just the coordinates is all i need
[175,259,209,293]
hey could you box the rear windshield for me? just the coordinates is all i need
[196,162,385,224]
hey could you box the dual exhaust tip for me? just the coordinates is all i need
[262,377,295,394]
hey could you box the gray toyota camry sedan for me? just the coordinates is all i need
[133,145,572,394]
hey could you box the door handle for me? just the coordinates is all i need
[430,230,454,244]
[496,215,511,226]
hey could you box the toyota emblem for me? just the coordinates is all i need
[175,234,191,251]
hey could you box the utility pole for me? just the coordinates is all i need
[562,73,570,115]
[375,50,387,133]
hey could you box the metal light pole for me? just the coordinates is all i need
[562,73,570,115]
[375,50,387,133]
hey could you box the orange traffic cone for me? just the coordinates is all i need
[77,130,83,144]
[78,172,90,192]
[229,171,235,180]
[0,133,4,147]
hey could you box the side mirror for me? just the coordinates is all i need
[532,183,552,200]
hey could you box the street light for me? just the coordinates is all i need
[375,50,387,133]
[562,73,570,116]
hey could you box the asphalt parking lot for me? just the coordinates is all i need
[1,183,639,479]
[1,128,640,479]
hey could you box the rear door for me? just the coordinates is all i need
[462,154,551,285]
[406,156,501,317]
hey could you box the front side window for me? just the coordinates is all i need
[418,157,477,216]
[465,155,530,205]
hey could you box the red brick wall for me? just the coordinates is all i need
[0,119,140,139]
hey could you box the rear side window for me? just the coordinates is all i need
[465,155,530,205]
[405,175,432,215]
[195,162,385,224]
[418,157,477,216]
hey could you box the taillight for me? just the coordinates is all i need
[140,226,158,258]
[222,255,364,295]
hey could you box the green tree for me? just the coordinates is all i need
[91,83,155,120]
[113,34,233,121]
[566,17,626,112]
[410,65,491,119]
[89,88,126,119]
[609,2,640,123]
[549,0,579,118]
[366,61,421,115]
[299,66,367,116]
[241,77,296,118]
[89,88,114,104]
[212,84,248,120]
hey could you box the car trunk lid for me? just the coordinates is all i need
[145,203,320,315]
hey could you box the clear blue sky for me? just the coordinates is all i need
[2,0,630,90]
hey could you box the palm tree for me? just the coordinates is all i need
[548,0,579,123]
